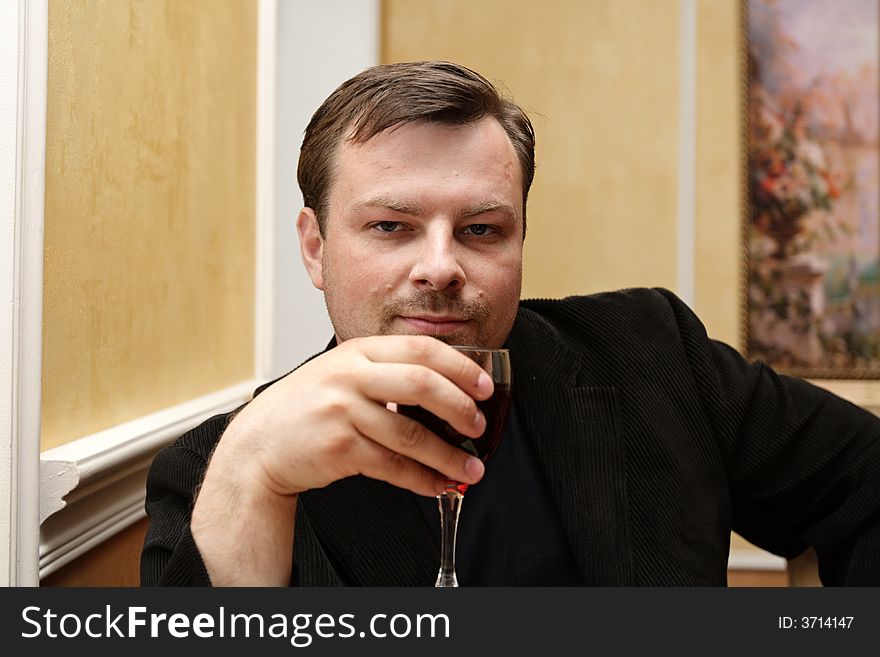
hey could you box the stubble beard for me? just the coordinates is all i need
[324,286,514,348]
[322,257,520,348]
[376,291,494,346]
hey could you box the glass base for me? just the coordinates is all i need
[435,570,459,587]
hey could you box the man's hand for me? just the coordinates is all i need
[190,335,494,585]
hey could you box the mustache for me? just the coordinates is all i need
[381,292,490,322]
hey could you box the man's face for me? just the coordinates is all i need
[298,117,523,348]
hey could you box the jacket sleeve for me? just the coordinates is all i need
[140,412,230,586]
[657,288,880,585]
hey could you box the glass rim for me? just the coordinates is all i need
[450,345,509,353]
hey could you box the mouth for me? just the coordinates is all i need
[398,315,471,336]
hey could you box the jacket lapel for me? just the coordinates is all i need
[508,307,632,585]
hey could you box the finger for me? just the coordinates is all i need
[350,401,485,485]
[352,436,449,497]
[358,335,494,400]
[356,362,486,438]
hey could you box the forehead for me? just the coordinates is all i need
[331,118,523,212]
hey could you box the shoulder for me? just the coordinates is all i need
[519,287,697,342]
[521,286,679,316]
[147,411,232,485]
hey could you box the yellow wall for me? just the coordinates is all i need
[384,0,777,563]
[383,0,747,347]
[383,0,682,299]
[41,0,257,450]
[695,0,743,349]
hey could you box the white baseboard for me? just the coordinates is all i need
[38,380,257,579]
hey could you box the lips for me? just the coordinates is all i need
[399,315,470,336]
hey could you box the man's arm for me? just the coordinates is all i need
[141,412,226,586]
[143,335,492,586]
[190,423,300,585]
[656,288,880,584]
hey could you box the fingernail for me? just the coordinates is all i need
[477,371,492,394]
[464,457,484,482]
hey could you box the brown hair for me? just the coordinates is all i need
[297,61,535,237]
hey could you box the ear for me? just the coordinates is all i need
[296,207,324,290]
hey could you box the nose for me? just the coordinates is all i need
[408,228,466,292]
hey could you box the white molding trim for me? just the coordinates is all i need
[255,0,277,382]
[2,0,48,588]
[38,380,257,579]
[677,0,697,307]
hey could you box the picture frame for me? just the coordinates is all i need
[742,0,880,379]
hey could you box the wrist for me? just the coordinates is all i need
[208,405,297,497]
[191,450,298,586]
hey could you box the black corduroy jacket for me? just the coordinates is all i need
[141,288,880,586]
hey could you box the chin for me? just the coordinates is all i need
[388,327,485,347]
[432,334,476,347]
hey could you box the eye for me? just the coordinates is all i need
[373,221,403,233]
[462,224,492,236]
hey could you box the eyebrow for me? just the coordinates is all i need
[354,196,425,216]
[354,196,518,221]
[461,201,517,220]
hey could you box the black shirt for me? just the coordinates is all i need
[414,404,583,585]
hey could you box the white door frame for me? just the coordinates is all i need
[1,0,48,587]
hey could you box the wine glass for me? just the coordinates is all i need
[399,347,511,587]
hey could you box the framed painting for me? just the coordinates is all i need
[744,0,880,378]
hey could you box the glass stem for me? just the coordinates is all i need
[435,484,464,587]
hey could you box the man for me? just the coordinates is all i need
[141,61,880,586]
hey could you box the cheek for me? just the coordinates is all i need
[327,245,406,302]
[470,253,522,300]
[328,242,376,281]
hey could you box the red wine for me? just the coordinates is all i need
[399,384,511,463]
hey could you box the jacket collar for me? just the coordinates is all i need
[507,305,631,585]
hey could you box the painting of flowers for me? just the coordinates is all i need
[746,0,880,377]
